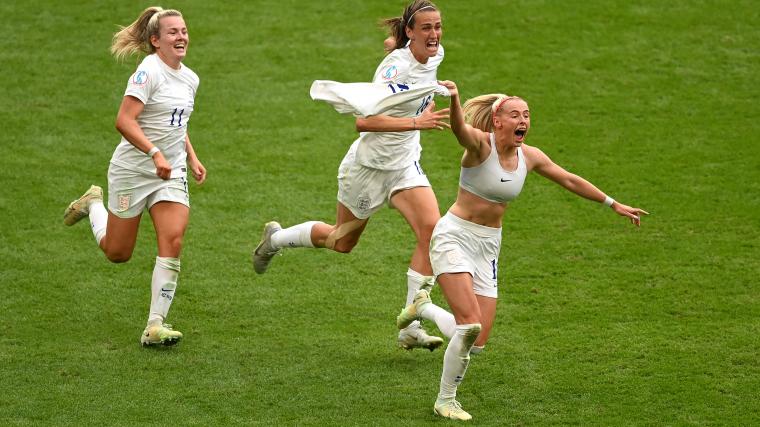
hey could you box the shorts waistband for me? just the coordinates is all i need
[443,211,501,237]
[110,161,187,179]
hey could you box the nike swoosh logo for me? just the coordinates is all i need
[160,288,174,292]
[500,178,512,182]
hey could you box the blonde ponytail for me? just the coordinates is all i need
[462,94,523,132]
[111,6,182,62]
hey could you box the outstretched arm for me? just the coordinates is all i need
[355,100,449,132]
[528,146,649,226]
[438,80,488,153]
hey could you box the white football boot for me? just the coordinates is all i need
[397,324,443,351]
[140,323,183,347]
[252,221,282,274]
[63,185,103,226]
[434,399,472,421]
[396,289,432,329]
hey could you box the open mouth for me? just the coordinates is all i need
[515,129,526,141]
[174,43,186,52]
[426,40,439,49]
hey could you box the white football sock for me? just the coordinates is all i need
[88,201,108,245]
[470,345,485,355]
[437,323,481,403]
[419,303,456,339]
[271,221,318,249]
[148,257,180,325]
[407,268,435,301]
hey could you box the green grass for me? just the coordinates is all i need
[1,0,759,425]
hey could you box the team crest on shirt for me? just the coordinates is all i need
[131,70,148,86]
[380,65,398,81]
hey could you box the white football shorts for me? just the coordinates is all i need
[107,163,190,218]
[430,211,502,298]
[336,147,430,219]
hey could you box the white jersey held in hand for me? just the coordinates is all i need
[310,80,450,117]
[312,45,445,171]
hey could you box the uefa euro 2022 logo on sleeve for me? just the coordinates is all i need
[380,65,398,81]
[131,70,148,87]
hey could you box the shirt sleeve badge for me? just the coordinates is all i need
[130,70,149,87]
[379,65,398,81]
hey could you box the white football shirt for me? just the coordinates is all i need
[352,45,444,170]
[110,54,199,177]
[310,80,449,117]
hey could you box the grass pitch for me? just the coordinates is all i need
[1,1,759,425]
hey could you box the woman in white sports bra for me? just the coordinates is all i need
[396,80,649,420]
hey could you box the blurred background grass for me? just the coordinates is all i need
[1,1,758,425]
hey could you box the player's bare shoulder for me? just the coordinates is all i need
[520,143,550,171]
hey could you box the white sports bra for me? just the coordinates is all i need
[459,133,527,203]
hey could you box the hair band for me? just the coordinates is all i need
[491,96,510,114]
[405,5,436,27]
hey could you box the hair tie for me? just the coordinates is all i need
[491,96,509,114]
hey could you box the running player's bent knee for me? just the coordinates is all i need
[453,323,482,358]
[462,323,482,349]
[106,251,132,263]
[162,236,184,257]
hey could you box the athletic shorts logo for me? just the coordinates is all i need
[380,65,398,81]
[131,70,148,86]
[357,194,371,213]
[446,249,463,265]
[117,193,132,212]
